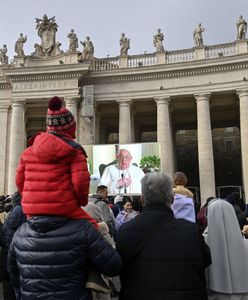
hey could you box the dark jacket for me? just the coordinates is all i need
[8,216,121,300]
[116,205,211,300]
[0,192,26,281]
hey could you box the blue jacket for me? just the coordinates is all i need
[8,216,121,300]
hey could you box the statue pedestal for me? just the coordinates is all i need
[194,46,206,60]
[64,52,80,64]
[119,56,128,68]
[14,56,25,67]
[156,52,166,64]
[236,40,248,54]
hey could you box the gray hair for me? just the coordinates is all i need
[141,172,173,207]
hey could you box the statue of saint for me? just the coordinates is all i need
[193,23,205,47]
[80,36,94,60]
[67,29,78,52]
[237,15,247,40]
[119,33,130,56]
[15,33,27,57]
[153,28,164,52]
[0,45,8,64]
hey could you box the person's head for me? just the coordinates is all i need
[122,196,133,213]
[158,28,161,33]
[225,193,237,205]
[117,149,132,170]
[205,196,215,207]
[96,185,108,198]
[114,195,123,204]
[141,172,173,207]
[173,171,187,186]
[84,202,103,223]
[86,36,90,41]
[46,96,76,139]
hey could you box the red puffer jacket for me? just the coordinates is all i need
[16,132,94,223]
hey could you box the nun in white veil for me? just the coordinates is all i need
[204,199,248,300]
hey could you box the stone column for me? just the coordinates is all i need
[65,97,78,121]
[117,99,132,144]
[195,94,215,204]
[155,97,173,176]
[65,97,79,140]
[237,90,248,203]
[8,100,26,194]
[130,109,135,143]
[0,103,10,195]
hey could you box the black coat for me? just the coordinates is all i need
[8,216,121,300]
[0,198,26,281]
[116,205,211,300]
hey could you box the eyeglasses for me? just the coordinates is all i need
[119,156,131,160]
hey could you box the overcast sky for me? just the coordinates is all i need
[1,0,248,60]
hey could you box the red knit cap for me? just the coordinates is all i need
[46,96,76,139]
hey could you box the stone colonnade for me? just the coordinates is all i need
[4,90,248,205]
[116,91,248,204]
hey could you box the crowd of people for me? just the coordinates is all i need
[0,95,248,300]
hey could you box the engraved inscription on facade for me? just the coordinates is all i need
[13,79,78,91]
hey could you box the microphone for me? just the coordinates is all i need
[121,173,127,194]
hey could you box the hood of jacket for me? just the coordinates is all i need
[31,132,75,163]
[172,193,195,222]
[28,216,69,233]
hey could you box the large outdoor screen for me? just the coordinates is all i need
[83,143,161,195]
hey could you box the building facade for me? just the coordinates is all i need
[1,16,248,204]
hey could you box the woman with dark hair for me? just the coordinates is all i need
[115,197,139,231]
[197,196,215,233]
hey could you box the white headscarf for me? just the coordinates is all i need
[205,199,248,294]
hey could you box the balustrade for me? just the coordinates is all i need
[205,42,237,59]
[87,41,244,71]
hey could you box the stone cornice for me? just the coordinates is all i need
[3,63,91,82]
[0,82,11,89]
[82,54,248,85]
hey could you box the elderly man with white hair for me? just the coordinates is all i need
[99,149,145,194]
[116,172,211,300]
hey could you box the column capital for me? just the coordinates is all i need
[237,89,248,98]
[64,97,79,106]
[0,101,10,112]
[116,98,132,106]
[154,96,171,105]
[194,93,211,102]
[11,99,26,107]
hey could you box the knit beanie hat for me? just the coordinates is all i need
[46,96,76,139]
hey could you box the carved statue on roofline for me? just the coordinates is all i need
[32,14,63,57]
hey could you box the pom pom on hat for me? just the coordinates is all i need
[48,96,62,111]
[46,96,76,139]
